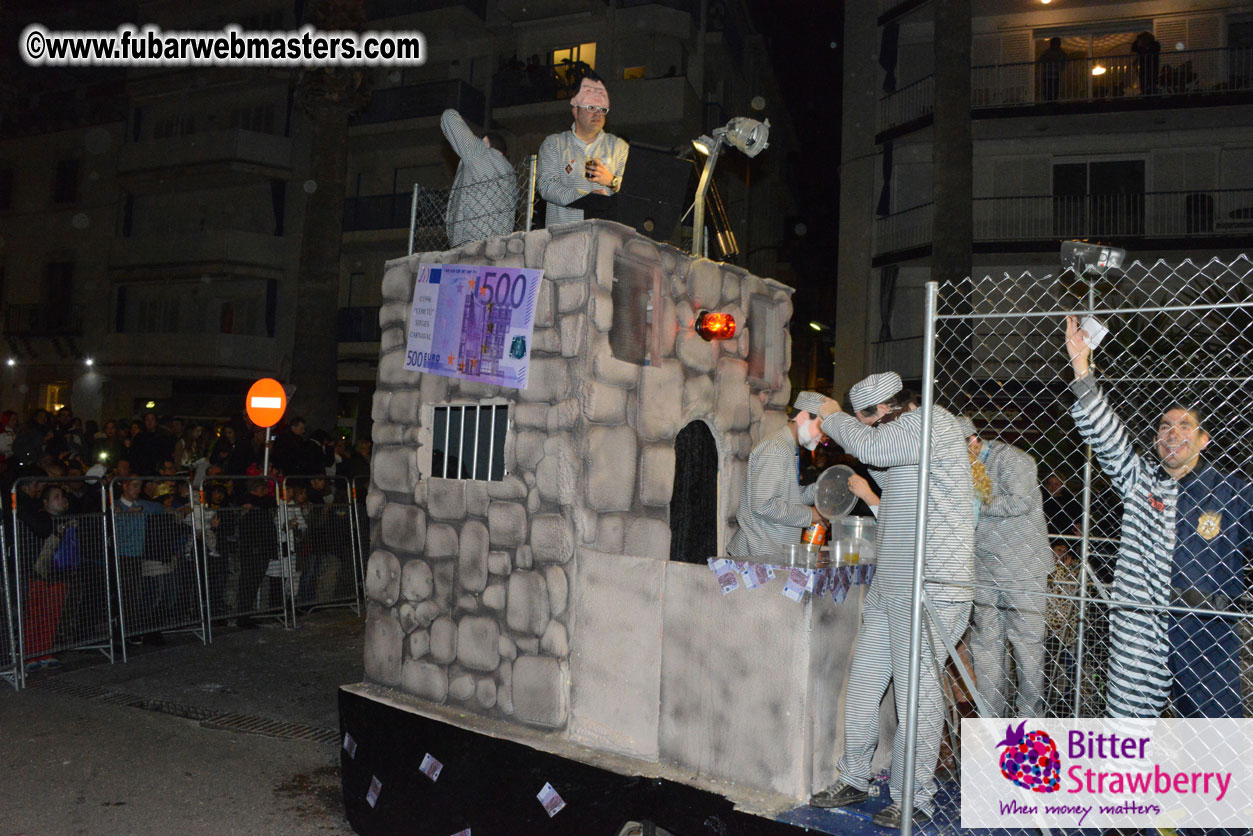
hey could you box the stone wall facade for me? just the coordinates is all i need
[363,220,794,751]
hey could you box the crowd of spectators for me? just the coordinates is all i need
[1,406,371,672]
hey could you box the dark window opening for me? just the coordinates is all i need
[53,158,80,204]
[669,421,719,563]
[747,293,783,387]
[430,404,508,481]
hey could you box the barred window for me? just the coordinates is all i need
[430,404,509,481]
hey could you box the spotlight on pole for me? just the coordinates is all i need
[690,117,771,258]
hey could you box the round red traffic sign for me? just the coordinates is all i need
[246,378,287,428]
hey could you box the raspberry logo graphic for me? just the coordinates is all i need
[996,721,1061,793]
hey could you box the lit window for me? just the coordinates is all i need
[622,66,646,80]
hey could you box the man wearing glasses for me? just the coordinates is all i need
[537,72,629,227]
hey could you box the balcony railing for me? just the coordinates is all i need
[351,79,484,127]
[4,304,85,337]
[878,45,1253,133]
[343,191,433,232]
[336,307,382,342]
[874,188,1253,255]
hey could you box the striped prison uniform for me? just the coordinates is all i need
[1070,373,1253,719]
[820,405,974,813]
[969,439,1053,717]
[728,426,816,557]
[536,125,629,227]
[440,109,519,248]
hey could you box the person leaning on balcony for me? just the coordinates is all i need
[1064,316,1253,723]
[536,73,629,227]
[440,108,518,247]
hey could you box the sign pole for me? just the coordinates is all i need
[263,425,272,478]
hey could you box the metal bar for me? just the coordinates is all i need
[936,300,1253,322]
[486,404,496,482]
[1073,280,1097,719]
[409,183,420,255]
[457,406,466,481]
[442,407,451,479]
[471,404,480,480]
[900,280,940,836]
[525,155,537,233]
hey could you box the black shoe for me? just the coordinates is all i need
[810,781,869,809]
[872,803,932,829]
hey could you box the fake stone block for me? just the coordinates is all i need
[589,287,613,332]
[532,327,560,355]
[364,610,403,686]
[413,600,441,628]
[536,434,576,506]
[543,226,591,280]
[541,620,569,657]
[424,523,459,560]
[487,474,527,500]
[483,583,506,610]
[381,260,414,303]
[512,404,548,430]
[381,503,425,553]
[534,278,555,328]
[449,673,475,701]
[372,446,415,493]
[584,381,627,425]
[638,445,677,507]
[519,356,571,403]
[457,616,502,672]
[401,659,447,702]
[488,501,528,548]
[595,513,626,553]
[546,398,579,434]
[505,571,549,636]
[476,677,498,708]
[714,357,751,431]
[682,375,714,423]
[513,655,567,728]
[365,550,401,606]
[406,629,430,659]
[427,480,467,522]
[514,429,546,471]
[499,635,517,660]
[487,552,512,575]
[592,353,639,389]
[523,229,549,269]
[560,313,587,358]
[388,390,420,425]
[585,426,636,511]
[430,616,457,664]
[624,517,671,561]
[688,259,723,310]
[458,520,489,593]
[557,279,588,313]
[545,566,569,618]
[637,362,684,441]
[676,329,717,374]
[530,513,574,565]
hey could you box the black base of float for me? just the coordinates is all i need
[338,687,815,836]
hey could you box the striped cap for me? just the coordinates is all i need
[955,415,977,439]
[793,390,826,415]
[847,371,903,412]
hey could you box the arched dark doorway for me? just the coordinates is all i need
[668,421,719,563]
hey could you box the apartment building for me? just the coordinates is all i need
[836,0,1253,393]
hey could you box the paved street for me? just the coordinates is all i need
[0,610,363,835]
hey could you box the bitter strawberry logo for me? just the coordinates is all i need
[997,721,1061,793]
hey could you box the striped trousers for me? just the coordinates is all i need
[969,567,1048,717]
[837,588,971,813]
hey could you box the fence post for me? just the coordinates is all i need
[409,183,420,256]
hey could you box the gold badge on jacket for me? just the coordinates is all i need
[1197,511,1222,541]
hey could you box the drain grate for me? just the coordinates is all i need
[28,677,338,743]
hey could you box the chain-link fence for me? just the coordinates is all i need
[409,155,537,255]
[882,253,1253,833]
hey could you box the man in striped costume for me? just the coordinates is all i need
[536,74,629,227]
[809,372,974,829]
[1065,316,1253,720]
[955,415,1052,718]
[728,391,829,557]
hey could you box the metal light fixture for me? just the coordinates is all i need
[695,310,736,341]
[1091,64,1107,76]
[691,116,772,258]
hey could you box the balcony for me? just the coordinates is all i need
[351,79,484,127]
[4,304,85,337]
[116,129,292,177]
[873,188,1253,258]
[337,307,383,342]
[109,230,292,275]
[878,46,1253,136]
[102,331,279,376]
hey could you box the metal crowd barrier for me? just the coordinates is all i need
[197,475,291,636]
[281,475,362,619]
[106,476,208,660]
[0,471,372,689]
[11,477,116,686]
[1,524,19,690]
[351,475,371,594]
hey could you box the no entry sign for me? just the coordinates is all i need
[246,378,287,428]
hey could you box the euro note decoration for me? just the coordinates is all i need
[404,263,542,389]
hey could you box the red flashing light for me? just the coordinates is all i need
[695,310,736,341]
